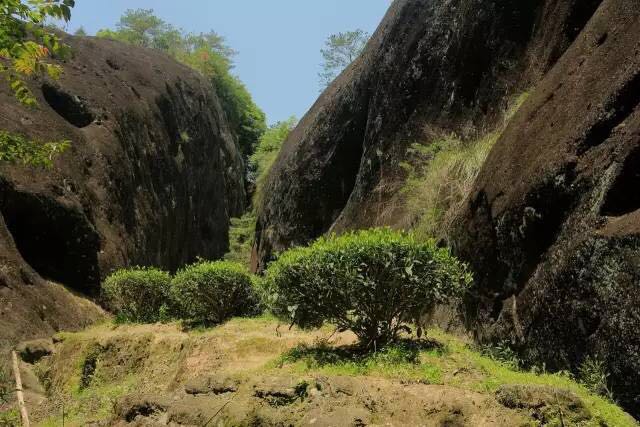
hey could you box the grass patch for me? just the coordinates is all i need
[32,318,635,427]
[401,92,529,242]
[0,408,19,426]
[273,327,634,426]
[38,377,138,427]
[224,213,256,267]
[277,339,445,384]
[426,329,636,427]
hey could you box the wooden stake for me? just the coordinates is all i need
[11,351,30,427]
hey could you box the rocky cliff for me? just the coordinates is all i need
[0,35,246,350]
[253,0,602,271]
[253,0,639,416]
[453,0,640,414]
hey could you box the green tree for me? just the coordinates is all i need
[74,26,87,36]
[250,116,296,208]
[319,29,369,88]
[97,9,266,156]
[0,0,74,167]
[1,0,74,105]
[96,9,167,49]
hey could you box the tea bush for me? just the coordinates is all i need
[171,261,259,326]
[102,267,172,323]
[263,228,472,348]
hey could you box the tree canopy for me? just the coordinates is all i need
[97,9,266,157]
[319,29,369,88]
[250,117,296,208]
[1,0,74,105]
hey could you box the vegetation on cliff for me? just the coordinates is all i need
[400,92,529,243]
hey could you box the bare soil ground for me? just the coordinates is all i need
[9,317,635,427]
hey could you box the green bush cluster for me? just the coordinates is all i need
[102,261,259,325]
[262,228,472,348]
[171,261,259,325]
[102,267,172,323]
[104,230,472,349]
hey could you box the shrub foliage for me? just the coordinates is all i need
[171,261,258,326]
[263,228,472,348]
[102,267,172,323]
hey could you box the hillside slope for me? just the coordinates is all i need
[23,318,636,426]
[0,35,246,351]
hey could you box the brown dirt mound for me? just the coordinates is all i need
[25,319,634,426]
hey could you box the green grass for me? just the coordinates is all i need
[223,213,256,267]
[32,317,636,427]
[0,408,19,426]
[276,339,444,384]
[273,327,635,427]
[38,377,137,426]
[426,329,636,427]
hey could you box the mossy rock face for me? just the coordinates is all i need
[452,0,640,417]
[496,385,591,424]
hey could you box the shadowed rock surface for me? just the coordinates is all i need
[252,0,640,417]
[453,0,640,414]
[0,34,245,350]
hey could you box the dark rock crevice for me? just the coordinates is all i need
[42,83,94,128]
[578,71,640,154]
[0,180,100,293]
[600,146,640,217]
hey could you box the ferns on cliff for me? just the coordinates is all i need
[0,0,74,167]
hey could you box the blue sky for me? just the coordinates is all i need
[64,1,391,124]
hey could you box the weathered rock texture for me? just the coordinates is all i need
[253,0,603,271]
[0,35,245,350]
[254,0,640,417]
[453,0,640,414]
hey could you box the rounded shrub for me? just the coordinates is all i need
[263,228,472,348]
[171,261,259,326]
[102,267,172,323]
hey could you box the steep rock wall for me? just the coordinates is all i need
[453,0,640,414]
[0,35,245,349]
[252,0,640,416]
[253,0,602,271]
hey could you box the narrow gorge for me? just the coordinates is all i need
[0,0,638,425]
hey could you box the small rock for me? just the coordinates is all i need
[184,376,239,395]
[253,377,308,406]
